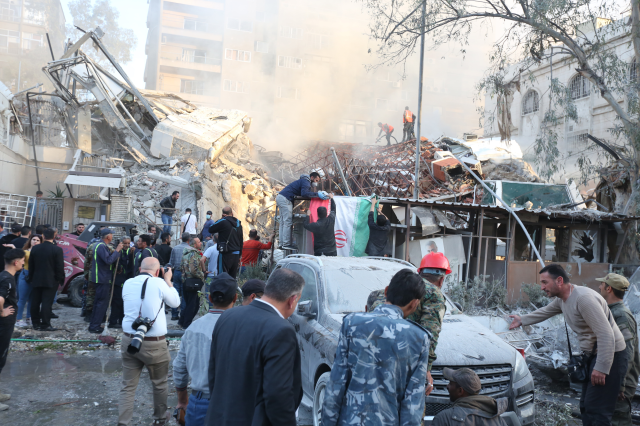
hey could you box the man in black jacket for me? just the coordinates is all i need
[28,227,64,331]
[0,223,21,272]
[208,207,243,278]
[303,196,337,256]
[365,202,391,256]
[160,191,180,234]
[205,268,304,426]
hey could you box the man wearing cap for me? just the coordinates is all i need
[509,264,627,426]
[173,272,237,425]
[241,279,265,306]
[368,251,448,394]
[598,273,640,426]
[88,228,123,333]
[432,368,509,426]
[322,269,430,426]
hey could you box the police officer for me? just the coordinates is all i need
[369,251,449,394]
[88,228,123,333]
[107,236,133,328]
[321,269,430,425]
[81,232,104,320]
[597,273,640,426]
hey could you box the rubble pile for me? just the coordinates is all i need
[481,158,542,182]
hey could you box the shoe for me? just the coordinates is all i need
[107,323,122,329]
[171,315,179,321]
[51,303,62,310]
[0,402,7,411]
[39,326,58,332]
[0,393,10,402]
[15,320,27,328]
[50,313,59,319]
[26,318,31,325]
[88,327,103,334]
[32,323,43,330]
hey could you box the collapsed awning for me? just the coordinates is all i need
[64,170,122,188]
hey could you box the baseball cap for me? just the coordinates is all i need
[100,228,113,237]
[596,273,630,291]
[443,367,482,395]
[210,272,237,298]
[10,222,21,233]
[242,279,266,298]
[207,210,213,215]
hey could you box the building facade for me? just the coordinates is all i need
[483,22,633,184]
[144,0,491,147]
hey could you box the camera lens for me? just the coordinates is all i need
[127,324,148,354]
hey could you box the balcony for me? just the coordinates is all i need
[159,55,221,73]
[161,14,222,41]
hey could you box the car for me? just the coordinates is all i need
[57,222,139,307]
[274,254,535,426]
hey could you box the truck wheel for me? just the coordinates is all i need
[313,372,330,426]
[68,276,84,307]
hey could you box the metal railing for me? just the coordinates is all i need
[0,192,35,227]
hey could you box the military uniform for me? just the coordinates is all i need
[179,247,204,328]
[369,278,446,370]
[321,304,430,426]
[609,301,640,426]
[82,240,101,314]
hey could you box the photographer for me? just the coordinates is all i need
[120,257,180,426]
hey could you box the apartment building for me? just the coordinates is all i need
[0,0,65,89]
[144,0,488,146]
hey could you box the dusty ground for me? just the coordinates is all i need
[0,300,313,426]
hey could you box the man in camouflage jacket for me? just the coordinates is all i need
[369,253,449,392]
[179,237,204,328]
[322,269,430,426]
[598,273,640,426]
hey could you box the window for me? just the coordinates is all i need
[21,32,43,51]
[309,33,330,49]
[286,263,318,311]
[227,18,253,32]
[279,26,303,39]
[522,90,539,115]
[630,59,637,82]
[569,75,590,100]
[339,120,355,141]
[223,80,248,93]
[278,55,302,68]
[225,49,251,62]
[254,41,269,53]
[0,1,21,22]
[0,29,19,53]
[278,87,300,99]
[376,98,388,110]
[567,133,588,150]
[183,19,209,32]
[182,49,210,63]
[180,79,206,95]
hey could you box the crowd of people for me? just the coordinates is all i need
[0,174,637,426]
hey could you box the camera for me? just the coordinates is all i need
[127,316,153,354]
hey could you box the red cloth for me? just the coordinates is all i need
[308,199,331,245]
[241,239,273,266]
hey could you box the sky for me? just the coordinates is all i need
[60,0,149,88]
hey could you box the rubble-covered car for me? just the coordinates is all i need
[57,222,139,307]
[277,255,535,425]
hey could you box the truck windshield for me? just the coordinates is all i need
[324,263,407,314]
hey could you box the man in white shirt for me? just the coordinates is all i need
[181,208,198,237]
[201,234,219,309]
[119,257,180,426]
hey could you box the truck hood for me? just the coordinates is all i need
[327,312,516,367]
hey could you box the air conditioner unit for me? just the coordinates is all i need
[464,133,478,141]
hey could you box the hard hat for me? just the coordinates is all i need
[417,252,452,275]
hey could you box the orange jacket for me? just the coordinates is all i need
[382,124,394,134]
[403,110,414,123]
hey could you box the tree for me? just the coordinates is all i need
[363,0,640,262]
[65,0,137,69]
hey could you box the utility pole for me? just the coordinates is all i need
[413,0,426,200]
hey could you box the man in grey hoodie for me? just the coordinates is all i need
[433,368,509,426]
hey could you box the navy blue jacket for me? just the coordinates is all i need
[134,247,158,276]
[279,175,319,202]
[89,242,120,284]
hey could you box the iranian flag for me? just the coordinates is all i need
[308,195,376,257]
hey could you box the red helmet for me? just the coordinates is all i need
[418,252,452,275]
